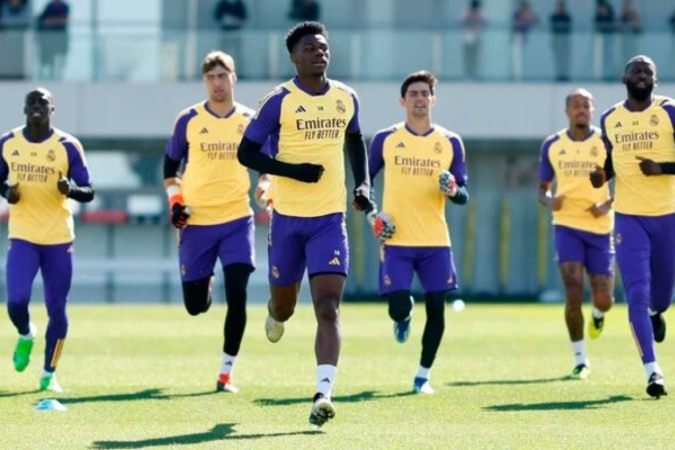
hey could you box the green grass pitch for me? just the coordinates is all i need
[1,302,674,449]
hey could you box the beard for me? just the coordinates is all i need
[626,80,653,102]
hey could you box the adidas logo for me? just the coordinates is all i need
[396,142,405,148]
[199,127,209,134]
[320,378,331,383]
[328,257,340,266]
[614,121,622,128]
[295,105,306,113]
[11,150,19,156]
[558,149,566,155]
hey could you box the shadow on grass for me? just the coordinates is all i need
[448,376,568,387]
[253,389,414,407]
[0,389,41,398]
[90,423,321,449]
[484,395,633,411]
[58,388,218,405]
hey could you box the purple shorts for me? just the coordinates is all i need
[268,211,348,285]
[554,225,615,277]
[178,216,254,282]
[379,245,458,295]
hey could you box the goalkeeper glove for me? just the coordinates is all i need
[439,170,458,197]
[367,211,396,244]
[166,185,190,229]
[353,186,376,213]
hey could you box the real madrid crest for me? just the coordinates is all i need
[590,146,598,157]
[336,99,346,114]
[47,149,56,162]
[433,142,443,154]
[650,114,659,126]
[237,123,244,135]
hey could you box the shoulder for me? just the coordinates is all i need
[235,102,256,119]
[373,123,401,140]
[0,128,18,147]
[260,83,291,106]
[600,102,621,121]
[173,104,200,127]
[329,79,357,97]
[542,130,563,149]
[55,128,84,151]
[434,125,463,142]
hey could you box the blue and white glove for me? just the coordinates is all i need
[439,170,458,197]
[367,210,396,244]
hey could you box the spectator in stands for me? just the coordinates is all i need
[0,0,30,79]
[620,0,642,64]
[459,0,486,80]
[550,0,572,82]
[511,1,538,79]
[37,0,69,80]
[594,0,616,81]
[214,0,247,74]
[288,0,320,22]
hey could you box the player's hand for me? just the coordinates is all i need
[589,165,606,188]
[587,200,612,218]
[352,186,376,213]
[170,203,190,229]
[255,175,271,208]
[636,156,663,176]
[439,170,458,197]
[551,195,565,211]
[57,171,71,195]
[367,211,396,244]
[6,182,20,204]
[290,163,324,183]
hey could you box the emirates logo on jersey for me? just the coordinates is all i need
[650,115,659,126]
[336,99,346,114]
[47,149,56,162]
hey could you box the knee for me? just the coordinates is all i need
[269,300,295,322]
[424,292,446,324]
[593,292,614,312]
[46,306,68,327]
[315,298,339,324]
[388,291,413,322]
[182,277,211,316]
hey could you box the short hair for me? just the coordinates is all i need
[400,70,437,98]
[201,51,235,75]
[285,21,327,54]
[565,88,593,106]
[624,54,656,73]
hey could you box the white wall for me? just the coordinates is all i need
[0,81,646,139]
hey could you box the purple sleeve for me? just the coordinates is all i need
[63,142,92,186]
[449,136,468,185]
[244,90,286,145]
[0,132,13,182]
[166,109,197,162]
[538,136,556,182]
[599,108,615,155]
[347,91,362,134]
[661,103,675,139]
[368,131,389,180]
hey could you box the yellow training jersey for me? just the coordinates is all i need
[0,127,91,244]
[166,101,253,225]
[538,127,613,234]
[600,96,675,216]
[369,123,468,247]
[243,77,360,217]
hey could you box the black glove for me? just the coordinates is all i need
[57,171,71,195]
[5,183,20,204]
[589,166,606,188]
[171,202,191,229]
[289,163,324,183]
[353,186,376,213]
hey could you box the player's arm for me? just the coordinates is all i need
[537,136,563,210]
[443,135,469,205]
[59,139,95,203]
[345,131,375,213]
[591,117,615,187]
[0,133,20,203]
[163,111,193,228]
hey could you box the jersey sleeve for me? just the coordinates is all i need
[599,107,615,155]
[449,135,468,185]
[660,102,675,133]
[347,91,362,134]
[538,135,558,182]
[368,130,389,180]
[166,108,196,162]
[63,138,92,186]
[0,132,13,183]
[244,89,286,145]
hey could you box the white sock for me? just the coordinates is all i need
[571,340,588,366]
[415,366,430,380]
[645,362,663,379]
[220,352,236,375]
[316,364,337,398]
[592,307,604,319]
[41,369,54,378]
[20,322,36,340]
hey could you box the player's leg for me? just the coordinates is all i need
[554,226,589,378]
[586,230,615,340]
[414,246,457,394]
[39,242,73,392]
[615,213,663,396]
[305,212,348,427]
[648,213,675,345]
[215,215,256,392]
[178,225,219,315]
[380,246,415,343]
[6,239,40,372]
[265,211,306,343]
